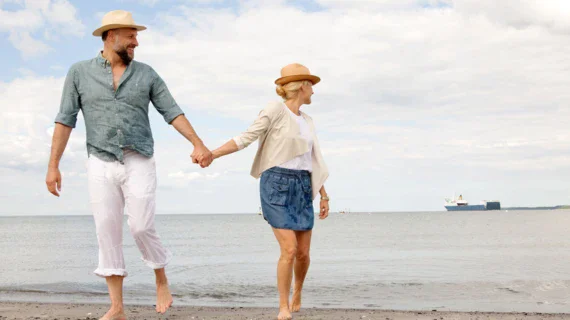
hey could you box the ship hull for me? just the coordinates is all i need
[445,201,501,211]
[445,205,486,211]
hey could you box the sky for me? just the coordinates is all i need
[1,0,569,216]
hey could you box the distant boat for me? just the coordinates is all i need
[258,206,262,215]
[339,208,351,215]
[444,194,500,211]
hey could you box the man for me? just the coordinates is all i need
[45,10,212,319]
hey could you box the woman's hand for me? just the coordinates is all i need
[319,198,329,219]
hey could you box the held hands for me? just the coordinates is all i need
[191,143,213,168]
[45,167,62,197]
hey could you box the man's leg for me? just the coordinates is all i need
[154,268,171,313]
[122,152,173,314]
[88,156,128,320]
[105,276,125,320]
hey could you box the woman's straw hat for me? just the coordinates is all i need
[275,63,320,86]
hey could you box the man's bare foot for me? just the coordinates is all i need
[290,289,302,312]
[277,306,292,320]
[99,308,126,320]
[156,282,173,314]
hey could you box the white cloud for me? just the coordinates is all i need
[168,170,221,181]
[2,0,570,214]
[0,5,43,31]
[139,0,570,210]
[119,0,161,7]
[0,75,74,171]
[0,0,84,57]
[40,0,85,36]
[9,31,53,58]
[452,0,570,34]
[315,0,452,11]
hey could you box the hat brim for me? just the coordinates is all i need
[275,74,321,86]
[93,24,147,37]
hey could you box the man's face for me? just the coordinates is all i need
[111,28,139,64]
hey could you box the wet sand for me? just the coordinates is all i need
[1,302,569,320]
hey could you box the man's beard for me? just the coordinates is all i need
[114,47,133,65]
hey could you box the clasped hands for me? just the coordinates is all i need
[190,143,214,168]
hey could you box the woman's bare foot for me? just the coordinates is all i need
[277,306,292,320]
[290,289,302,312]
[99,309,126,320]
[155,282,173,314]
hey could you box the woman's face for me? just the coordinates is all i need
[301,82,314,105]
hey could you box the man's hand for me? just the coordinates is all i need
[191,143,213,168]
[46,167,62,197]
[319,199,329,219]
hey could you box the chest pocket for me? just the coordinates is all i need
[123,80,151,106]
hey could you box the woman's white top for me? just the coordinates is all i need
[277,106,314,172]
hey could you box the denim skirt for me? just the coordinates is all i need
[260,167,314,230]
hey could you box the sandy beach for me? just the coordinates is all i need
[1,302,569,320]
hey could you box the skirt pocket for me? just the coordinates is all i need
[269,177,290,206]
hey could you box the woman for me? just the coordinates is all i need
[210,63,330,320]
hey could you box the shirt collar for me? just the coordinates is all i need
[96,51,111,67]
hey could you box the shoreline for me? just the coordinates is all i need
[2,208,569,217]
[1,302,570,320]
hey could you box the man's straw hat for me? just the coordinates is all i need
[92,10,146,37]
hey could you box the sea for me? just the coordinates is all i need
[1,210,570,313]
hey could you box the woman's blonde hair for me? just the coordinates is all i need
[276,80,312,100]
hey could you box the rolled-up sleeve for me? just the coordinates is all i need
[55,66,81,128]
[233,108,272,150]
[150,69,184,124]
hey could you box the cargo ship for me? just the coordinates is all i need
[444,195,501,211]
